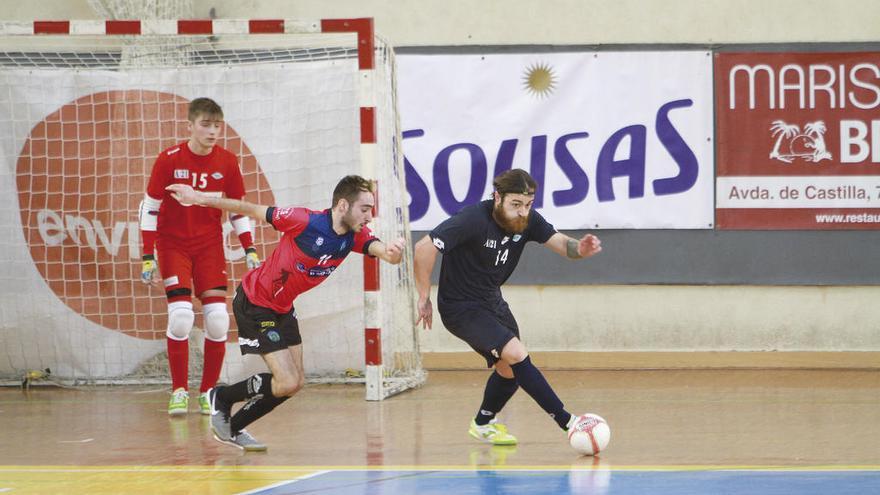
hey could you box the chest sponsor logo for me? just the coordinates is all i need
[484,239,497,249]
[295,261,336,278]
[211,172,224,180]
[173,169,189,179]
[308,265,336,277]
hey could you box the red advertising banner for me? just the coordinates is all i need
[715,52,880,229]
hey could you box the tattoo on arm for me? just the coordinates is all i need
[566,238,580,259]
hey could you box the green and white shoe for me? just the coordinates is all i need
[468,418,518,446]
[168,388,189,416]
[198,392,211,415]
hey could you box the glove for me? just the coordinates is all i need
[141,255,159,285]
[245,247,261,270]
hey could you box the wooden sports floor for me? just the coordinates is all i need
[1,369,878,494]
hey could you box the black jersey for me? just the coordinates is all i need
[429,199,557,305]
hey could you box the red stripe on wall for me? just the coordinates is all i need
[365,328,382,365]
[360,107,376,144]
[34,21,70,34]
[249,19,284,33]
[177,20,213,35]
[364,257,380,291]
[105,20,141,35]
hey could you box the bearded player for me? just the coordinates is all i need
[139,97,261,416]
[413,169,602,446]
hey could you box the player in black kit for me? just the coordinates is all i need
[413,169,602,445]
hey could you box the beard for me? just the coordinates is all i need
[492,204,529,234]
[341,209,364,232]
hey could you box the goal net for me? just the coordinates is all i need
[0,18,425,399]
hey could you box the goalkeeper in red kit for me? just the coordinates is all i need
[139,97,261,416]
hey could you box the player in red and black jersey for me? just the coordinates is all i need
[166,175,405,451]
[139,98,261,416]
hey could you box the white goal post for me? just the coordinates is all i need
[0,18,425,400]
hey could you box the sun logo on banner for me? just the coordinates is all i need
[522,62,557,98]
[769,120,833,164]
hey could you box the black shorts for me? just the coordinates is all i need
[233,285,302,355]
[438,299,520,368]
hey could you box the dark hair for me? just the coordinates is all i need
[188,97,223,122]
[332,175,374,209]
[493,169,537,197]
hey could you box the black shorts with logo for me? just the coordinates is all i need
[233,285,302,355]
[438,298,520,368]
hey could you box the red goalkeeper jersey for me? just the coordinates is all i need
[146,142,245,244]
[241,207,377,314]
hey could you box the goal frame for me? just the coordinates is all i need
[0,17,424,400]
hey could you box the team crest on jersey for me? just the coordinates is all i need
[315,237,324,246]
[211,172,224,180]
[173,169,189,179]
[513,234,522,242]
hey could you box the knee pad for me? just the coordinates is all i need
[203,302,229,342]
[166,301,194,341]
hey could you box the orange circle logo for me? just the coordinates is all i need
[16,91,276,339]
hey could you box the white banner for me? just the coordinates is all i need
[398,52,715,230]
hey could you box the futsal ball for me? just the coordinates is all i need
[568,413,611,456]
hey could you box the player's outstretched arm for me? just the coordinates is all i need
[367,237,406,265]
[166,184,268,221]
[544,232,602,260]
[413,235,439,330]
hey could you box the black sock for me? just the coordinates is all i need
[217,373,273,405]
[510,356,572,430]
[231,393,290,433]
[475,371,519,426]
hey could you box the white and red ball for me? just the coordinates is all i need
[568,413,611,456]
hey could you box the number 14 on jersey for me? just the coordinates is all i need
[495,248,508,266]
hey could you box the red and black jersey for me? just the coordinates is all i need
[241,207,377,314]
